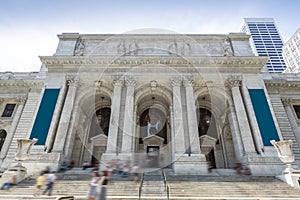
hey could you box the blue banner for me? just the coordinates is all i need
[248,89,279,146]
[30,89,60,145]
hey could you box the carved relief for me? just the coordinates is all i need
[117,40,127,55]
[128,40,139,55]
[223,36,234,56]
[150,80,157,91]
[74,38,85,56]
[281,97,292,107]
[226,75,242,88]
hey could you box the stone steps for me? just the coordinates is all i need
[269,95,300,160]
[1,170,300,199]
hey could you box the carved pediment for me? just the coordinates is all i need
[199,135,217,147]
[142,135,164,150]
[91,134,107,146]
[142,134,164,143]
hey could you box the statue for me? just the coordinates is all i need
[74,39,85,56]
[223,36,234,56]
[147,120,160,136]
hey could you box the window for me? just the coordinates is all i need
[1,104,16,117]
[293,105,300,119]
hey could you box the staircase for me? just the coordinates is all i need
[139,169,168,199]
[269,95,300,160]
[1,169,300,199]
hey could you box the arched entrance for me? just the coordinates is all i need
[135,95,171,168]
[196,94,236,169]
[70,92,112,167]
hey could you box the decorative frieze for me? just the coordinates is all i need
[40,56,268,67]
[265,82,300,88]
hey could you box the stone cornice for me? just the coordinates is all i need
[40,56,268,71]
[264,80,300,88]
[0,79,44,89]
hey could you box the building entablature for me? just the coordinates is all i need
[40,56,268,75]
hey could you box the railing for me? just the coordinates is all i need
[138,172,145,200]
[162,169,170,200]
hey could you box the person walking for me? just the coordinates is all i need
[98,171,109,200]
[34,172,46,196]
[0,174,17,190]
[43,171,57,196]
[86,171,100,200]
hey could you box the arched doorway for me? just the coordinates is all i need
[70,92,112,167]
[136,95,171,168]
[196,107,217,168]
[89,107,111,165]
[0,129,7,152]
[196,94,236,169]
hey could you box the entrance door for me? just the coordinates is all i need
[147,146,159,167]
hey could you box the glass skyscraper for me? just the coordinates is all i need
[241,18,287,73]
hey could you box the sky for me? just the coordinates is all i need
[0,0,299,72]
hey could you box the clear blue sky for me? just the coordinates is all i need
[0,0,299,72]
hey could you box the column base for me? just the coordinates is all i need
[173,153,208,175]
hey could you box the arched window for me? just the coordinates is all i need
[0,129,7,152]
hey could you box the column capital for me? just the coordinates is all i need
[171,77,182,87]
[281,97,292,107]
[183,76,194,87]
[113,79,124,87]
[125,77,136,87]
[226,75,242,88]
[67,79,79,87]
[17,96,27,104]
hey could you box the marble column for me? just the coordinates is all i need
[106,79,123,153]
[171,78,186,154]
[183,77,201,154]
[227,76,256,155]
[227,104,245,161]
[52,78,78,152]
[282,98,300,145]
[121,78,136,153]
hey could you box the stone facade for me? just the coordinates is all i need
[0,32,300,175]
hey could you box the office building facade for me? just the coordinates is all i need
[241,18,287,73]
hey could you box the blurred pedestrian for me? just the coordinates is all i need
[86,171,100,200]
[98,171,109,200]
[34,172,46,196]
[43,171,57,196]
